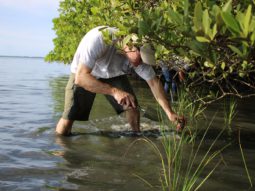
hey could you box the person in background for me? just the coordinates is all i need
[56,26,186,136]
[159,58,190,101]
[159,61,176,95]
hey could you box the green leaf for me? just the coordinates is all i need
[249,18,255,33]
[204,61,214,68]
[203,10,210,35]
[239,72,245,78]
[91,7,99,15]
[223,72,228,79]
[189,71,196,79]
[101,30,112,45]
[188,40,206,57]
[210,24,217,40]
[222,0,232,13]
[241,60,248,70]
[168,9,182,25]
[209,49,217,64]
[184,0,189,17]
[243,5,252,37]
[221,62,226,70]
[221,12,241,34]
[196,36,210,43]
[212,5,223,26]
[229,66,234,73]
[236,12,245,33]
[228,45,243,57]
[193,2,203,32]
[138,20,148,35]
[241,43,248,56]
[250,30,255,44]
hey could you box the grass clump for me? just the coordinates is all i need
[223,97,237,135]
[126,88,230,191]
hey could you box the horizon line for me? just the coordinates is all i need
[0,55,44,59]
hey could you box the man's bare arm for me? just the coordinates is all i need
[75,63,136,108]
[75,63,114,94]
[147,76,180,123]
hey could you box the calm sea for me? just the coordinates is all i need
[0,56,254,190]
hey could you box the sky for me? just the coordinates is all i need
[0,0,60,57]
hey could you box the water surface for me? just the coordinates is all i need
[0,57,254,190]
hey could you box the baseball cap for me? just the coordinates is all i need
[140,43,156,65]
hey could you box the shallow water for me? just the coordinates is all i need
[0,57,254,190]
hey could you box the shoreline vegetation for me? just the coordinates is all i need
[46,0,255,106]
[0,55,44,59]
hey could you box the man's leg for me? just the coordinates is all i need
[55,74,76,136]
[125,107,140,132]
[56,118,74,136]
[56,74,95,136]
[101,75,140,131]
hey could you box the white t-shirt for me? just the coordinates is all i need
[70,26,155,81]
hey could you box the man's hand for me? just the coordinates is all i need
[168,112,186,132]
[112,88,136,109]
[147,77,186,132]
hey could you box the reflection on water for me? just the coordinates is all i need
[0,57,254,190]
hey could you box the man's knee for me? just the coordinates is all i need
[126,108,140,122]
[56,118,74,136]
[125,108,140,131]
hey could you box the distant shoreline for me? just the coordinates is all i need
[0,55,44,59]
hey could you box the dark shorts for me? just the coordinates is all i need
[62,74,137,121]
